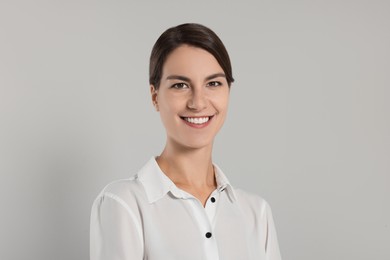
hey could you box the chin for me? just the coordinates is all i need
[171,137,214,150]
[184,142,212,150]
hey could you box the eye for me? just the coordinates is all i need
[206,81,222,87]
[171,82,189,89]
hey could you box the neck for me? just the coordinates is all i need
[156,139,216,189]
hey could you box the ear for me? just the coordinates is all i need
[150,85,159,111]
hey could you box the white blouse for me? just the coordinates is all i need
[90,157,282,260]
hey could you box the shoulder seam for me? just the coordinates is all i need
[102,192,143,244]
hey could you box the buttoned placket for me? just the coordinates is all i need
[204,190,220,227]
[177,188,221,260]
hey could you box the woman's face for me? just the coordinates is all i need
[151,44,230,150]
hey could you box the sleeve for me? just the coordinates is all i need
[90,192,144,260]
[264,201,282,260]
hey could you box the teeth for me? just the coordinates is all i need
[184,117,210,124]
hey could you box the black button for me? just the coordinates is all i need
[205,232,212,238]
[210,197,216,203]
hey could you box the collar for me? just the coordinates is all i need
[136,157,237,204]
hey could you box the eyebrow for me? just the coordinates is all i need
[165,73,226,82]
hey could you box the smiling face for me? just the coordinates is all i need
[151,44,230,150]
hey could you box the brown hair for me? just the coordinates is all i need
[149,23,234,89]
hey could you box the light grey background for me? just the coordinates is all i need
[1,0,389,259]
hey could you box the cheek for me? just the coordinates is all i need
[158,98,182,120]
[215,93,230,113]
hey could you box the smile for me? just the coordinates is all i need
[180,115,214,128]
[184,116,209,124]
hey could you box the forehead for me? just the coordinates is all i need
[162,45,223,78]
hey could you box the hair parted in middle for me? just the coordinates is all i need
[149,23,234,90]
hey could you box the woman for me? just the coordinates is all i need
[90,23,282,260]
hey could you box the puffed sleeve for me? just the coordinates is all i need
[264,201,282,260]
[90,192,144,260]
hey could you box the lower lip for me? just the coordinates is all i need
[181,116,213,129]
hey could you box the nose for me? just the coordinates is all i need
[187,88,207,111]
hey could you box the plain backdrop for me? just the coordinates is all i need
[0,0,389,259]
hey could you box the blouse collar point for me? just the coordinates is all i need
[213,164,237,203]
[136,157,172,204]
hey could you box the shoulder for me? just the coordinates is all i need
[90,176,146,249]
[92,174,147,212]
[233,188,272,218]
[99,175,140,195]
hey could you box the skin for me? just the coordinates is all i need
[150,44,231,207]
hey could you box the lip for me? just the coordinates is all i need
[180,115,214,129]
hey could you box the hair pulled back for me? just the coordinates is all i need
[149,23,234,89]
